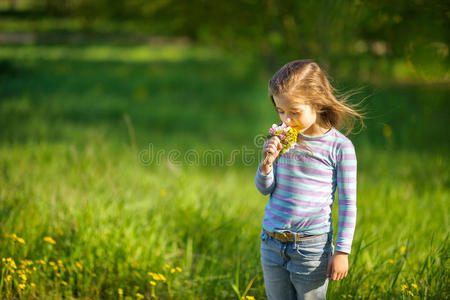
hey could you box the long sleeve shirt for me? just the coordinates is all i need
[255,127,357,254]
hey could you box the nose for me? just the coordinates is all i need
[284,117,293,126]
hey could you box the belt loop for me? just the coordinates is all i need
[293,232,297,249]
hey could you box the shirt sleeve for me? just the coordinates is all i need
[335,141,357,254]
[255,164,276,196]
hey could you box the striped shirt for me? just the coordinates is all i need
[255,126,357,254]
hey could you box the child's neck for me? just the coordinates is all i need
[302,123,332,137]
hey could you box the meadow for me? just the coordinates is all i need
[0,42,449,299]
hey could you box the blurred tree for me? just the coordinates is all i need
[7,0,448,77]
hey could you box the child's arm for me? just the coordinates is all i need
[327,140,357,281]
[254,136,281,195]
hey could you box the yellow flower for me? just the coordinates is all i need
[39,260,46,265]
[16,237,26,244]
[6,275,12,282]
[20,274,27,281]
[75,262,83,271]
[401,284,408,292]
[62,281,68,286]
[149,281,156,286]
[176,267,182,272]
[8,259,17,269]
[18,283,26,290]
[170,268,176,274]
[411,283,418,289]
[400,245,406,253]
[43,237,56,245]
[164,264,170,269]
[407,290,414,296]
[245,296,255,300]
[387,259,395,264]
[136,292,144,299]
[158,274,166,282]
[159,189,167,197]
[118,288,123,295]
[30,283,36,287]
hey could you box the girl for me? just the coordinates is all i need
[255,59,365,300]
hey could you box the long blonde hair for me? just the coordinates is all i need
[268,59,366,135]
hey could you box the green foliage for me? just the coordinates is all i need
[0,42,449,299]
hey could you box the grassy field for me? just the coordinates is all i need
[0,42,449,299]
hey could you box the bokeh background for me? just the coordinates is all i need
[0,0,449,299]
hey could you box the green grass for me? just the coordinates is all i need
[0,43,449,299]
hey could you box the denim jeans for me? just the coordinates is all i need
[260,228,334,300]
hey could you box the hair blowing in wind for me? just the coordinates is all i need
[268,59,366,135]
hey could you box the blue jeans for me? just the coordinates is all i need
[260,229,334,300]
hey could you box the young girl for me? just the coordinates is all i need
[255,59,364,300]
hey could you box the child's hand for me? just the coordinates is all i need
[327,251,349,281]
[260,136,282,172]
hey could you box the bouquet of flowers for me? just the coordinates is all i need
[263,123,298,166]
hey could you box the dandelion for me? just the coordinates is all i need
[18,283,26,290]
[5,275,12,282]
[6,258,17,269]
[411,283,418,289]
[149,281,156,286]
[19,274,27,282]
[159,189,167,197]
[175,267,182,272]
[118,288,124,295]
[6,233,25,244]
[30,283,36,287]
[39,260,46,265]
[62,281,68,286]
[43,237,56,245]
[387,259,395,264]
[245,296,256,300]
[158,274,166,282]
[401,284,408,292]
[164,263,170,269]
[136,292,144,299]
[170,268,176,274]
[400,245,406,253]
[20,259,33,267]
[407,290,414,296]
[75,261,83,271]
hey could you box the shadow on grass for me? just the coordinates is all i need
[0,44,448,157]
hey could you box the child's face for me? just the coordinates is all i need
[272,94,318,133]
